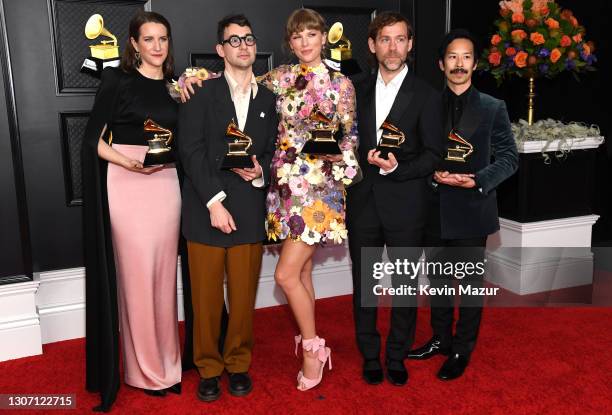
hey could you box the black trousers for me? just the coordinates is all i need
[347,195,422,367]
[426,201,486,358]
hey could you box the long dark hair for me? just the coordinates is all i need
[120,11,174,78]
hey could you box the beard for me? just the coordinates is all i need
[380,53,406,72]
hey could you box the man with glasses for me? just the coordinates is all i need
[177,14,277,402]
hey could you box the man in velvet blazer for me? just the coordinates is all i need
[346,12,444,387]
[407,29,518,380]
[177,14,277,401]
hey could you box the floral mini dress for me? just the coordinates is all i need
[259,63,359,245]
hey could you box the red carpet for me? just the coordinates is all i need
[1,295,611,414]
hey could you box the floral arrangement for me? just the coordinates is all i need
[479,0,597,83]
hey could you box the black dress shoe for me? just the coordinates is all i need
[362,359,383,385]
[197,377,221,402]
[437,353,469,381]
[143,388,167,397]
[228,372,252,397]
[406,336,450,360]
[165,382,181,394]
[385,360,408,386]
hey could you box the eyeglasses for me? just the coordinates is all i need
[221,34,257,48]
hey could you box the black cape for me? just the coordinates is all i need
[81,67,195,412]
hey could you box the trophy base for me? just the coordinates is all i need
[438,159,473,174]
[376,146,402,160]
[81,57,121,79]
[143,150,175,167]
[220,155,255,170]
[300,140,341,155]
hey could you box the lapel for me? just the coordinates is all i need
[215,75,238,126]
[242,90,260,138]
[361,74,377,148]
[455,86,482,140]
[385,72,415,127]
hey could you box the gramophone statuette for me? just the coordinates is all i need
[220,120,254,169]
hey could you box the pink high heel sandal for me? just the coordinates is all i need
[294,335,332,391]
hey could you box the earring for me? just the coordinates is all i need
[135,51,142,67]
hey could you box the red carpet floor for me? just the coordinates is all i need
[1,295,612,414]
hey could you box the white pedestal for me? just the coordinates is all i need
[486,215,599,294]
[0,280,42,362]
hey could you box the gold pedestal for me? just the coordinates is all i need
[527,76,536,126]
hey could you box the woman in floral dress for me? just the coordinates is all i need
[258,8,358,390]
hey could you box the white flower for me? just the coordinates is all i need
[276,163,293,185]
[328,220,348,244]
[281,98,297,117]
[343,150,358,167]
[332,165,345,181]
[305,168,325,186]
[301,226,321,245]
[325,90,339,104]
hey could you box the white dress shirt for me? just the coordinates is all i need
[206,70,264,208]
[375,64,408,175]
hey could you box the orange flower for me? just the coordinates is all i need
[569,17,578,27]
[514,51,528,68]
[572,33,582,43]
[539,6,549,15]
[512,12,525,24]
[530,32,545,45]
[488,52,502,66]
[560,35,572,47]
[302,200,336,233]
[550,48,562,63]
[545,18,560,29]
[491,34,502,46]
[582,44,591,56]
[511,30,527,43]
[506,47,517,56]
[560,10,573,20]
[528,55,537,66]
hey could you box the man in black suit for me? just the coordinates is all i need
[177,14,277,402]
[347,11,444,386]
[407,29,518,380]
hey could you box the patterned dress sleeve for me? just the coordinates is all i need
[256,64,293,95]
[334,75,361,186]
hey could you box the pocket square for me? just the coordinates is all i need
[260,112,265,118]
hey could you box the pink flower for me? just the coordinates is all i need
[298,104,312,119]
[289,176,309,196]
[345,166,357,179]
[318,99,334,115]
[279,72,296,88]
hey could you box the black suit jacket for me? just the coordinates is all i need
[435,87,518,239]
[347,71,444,232]
[177,76,277,247]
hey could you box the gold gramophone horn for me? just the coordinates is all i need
[327,22,352,60]
[328,22,343,44]
[85,14,117,45]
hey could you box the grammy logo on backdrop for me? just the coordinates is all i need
[324,22,361,76]
[80,14,121,78]
[220,120,255,169]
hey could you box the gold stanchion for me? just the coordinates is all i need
[527,76,536,126]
